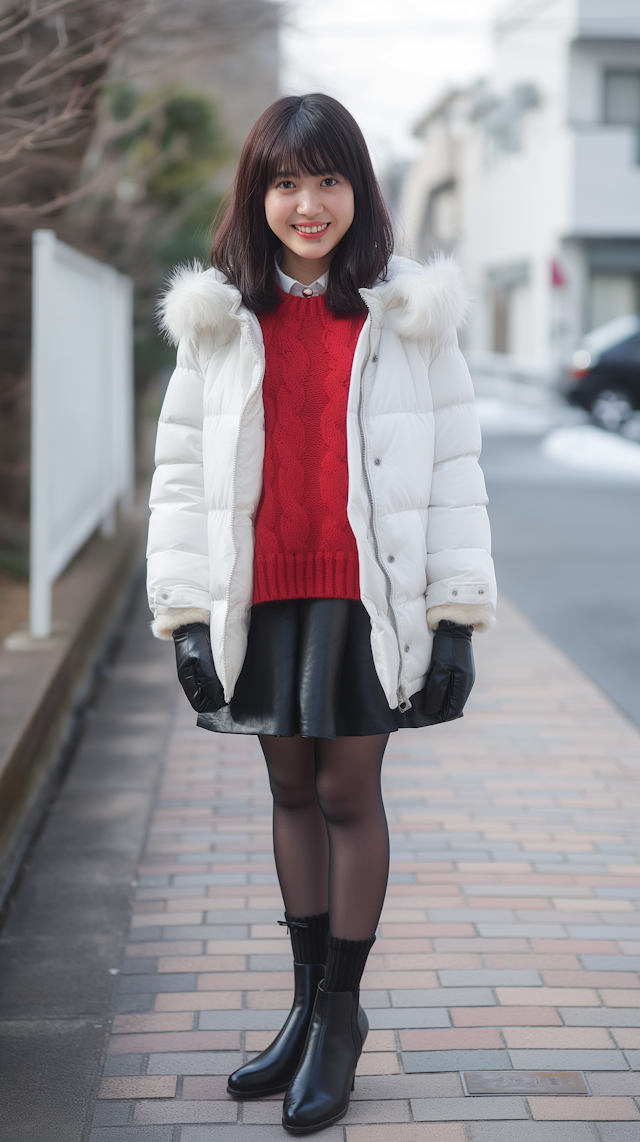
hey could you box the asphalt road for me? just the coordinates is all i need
[480,423,640,728]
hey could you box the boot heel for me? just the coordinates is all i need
[351,1076,355,1091]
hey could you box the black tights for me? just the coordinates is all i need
[259,734,390,941]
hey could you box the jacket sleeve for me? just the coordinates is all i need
[425,341,497,632]
[146,336,211,639]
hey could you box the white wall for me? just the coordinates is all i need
[399,0,640,369]
[460,0,574,364]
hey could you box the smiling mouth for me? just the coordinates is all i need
[292,222,330,235]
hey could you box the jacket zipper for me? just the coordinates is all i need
[356,299,411,712]
[220,318,265,700]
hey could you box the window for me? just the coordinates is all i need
[488,264,533,356]
[604,72,640,126]
[590,273,640,331]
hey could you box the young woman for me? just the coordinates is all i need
[147,93,496,1134]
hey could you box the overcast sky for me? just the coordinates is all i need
[280,0,504,168]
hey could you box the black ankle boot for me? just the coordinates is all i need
[282,983,367,1133]
[227,962,324,1098]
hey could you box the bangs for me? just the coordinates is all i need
[264,107,355,188]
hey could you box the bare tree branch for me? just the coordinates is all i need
[0,162,103,214]
[0,0,94,47]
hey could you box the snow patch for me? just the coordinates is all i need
[542,425,640,479]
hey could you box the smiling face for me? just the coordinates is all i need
[264,171,355,285]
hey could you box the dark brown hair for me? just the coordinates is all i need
[210,93,394,314]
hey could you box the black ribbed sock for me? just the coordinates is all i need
[323,934,376,997]
[283,911,329,965]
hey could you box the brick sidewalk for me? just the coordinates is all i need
[90,597,640,1141]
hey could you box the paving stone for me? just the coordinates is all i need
[134,1099,237,1123]
[180,1129,344,1142]
[400,1028,503,1050]
[91,1101,132,1126]
[356,1051,399,1074]
[529,1095,640,1120]
[114,994,155,1015]
[581,956,640,972]
[181,1076,229,1099]
[496,987,600,1006]
[569,927,640,940]
[99,1077,177,1099]
[146,1051,242,1074]
[111,1013,194,1034]
[390,988,496,1007]
[562,1008,640,1027]
[199,1009,289,1030]
[503,1027,613,1048]
[367,1008,450,1030]
[117,973,197,993]
[403,1049,511,1072]
[241,1100,288,1124]
[477,923,568,938]
[351,1073,463,1100]
[412,1095,527,1120]
[359,990,391,1007]
[612,1030,640,1049]
[248,954,294,970]
[128,928,163,942]
[468,1125,596,1141]
[588,1072,640,1095]
[108,1030,237,1054]
[438,969,542,986]
[508,1048,629,1070]
[598,1126,640,1141]
[121,958,158,974]
[342,1099,412,1123]
[346,1128,466,1142]
[451,1006,562,1026]
[89,1130,174,1142]
[102,1055,145,1077]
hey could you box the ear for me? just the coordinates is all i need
[388,256,470,344]
[156,262,237,345]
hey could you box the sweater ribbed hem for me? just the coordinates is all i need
[253,551,360,605]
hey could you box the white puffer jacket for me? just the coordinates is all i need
[147,254,496,711]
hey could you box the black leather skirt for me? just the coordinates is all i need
[197,598,436,739]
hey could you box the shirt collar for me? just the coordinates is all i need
[275,262,328,297]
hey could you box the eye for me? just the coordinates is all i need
[320,177,338,187]
[276,180,296,190]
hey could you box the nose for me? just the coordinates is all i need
[295,192,323,218]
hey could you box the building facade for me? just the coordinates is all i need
[399,0,640,372]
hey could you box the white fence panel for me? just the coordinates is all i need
[30,230,134,639]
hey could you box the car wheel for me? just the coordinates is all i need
[590,389,636,431]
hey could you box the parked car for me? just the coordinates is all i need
[563,314,640,432]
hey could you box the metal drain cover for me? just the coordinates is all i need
[462,1071,590,1096]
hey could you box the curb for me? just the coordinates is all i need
[0,519,146,909]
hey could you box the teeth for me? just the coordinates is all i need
[294,223,328,234]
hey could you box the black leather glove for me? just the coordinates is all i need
[424,619,475,722]
[172,622,227,714]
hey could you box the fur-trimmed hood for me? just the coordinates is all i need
[157,254,469,348]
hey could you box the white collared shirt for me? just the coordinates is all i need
[276,263,328,297]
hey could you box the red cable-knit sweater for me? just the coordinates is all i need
[252,291,366,605]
